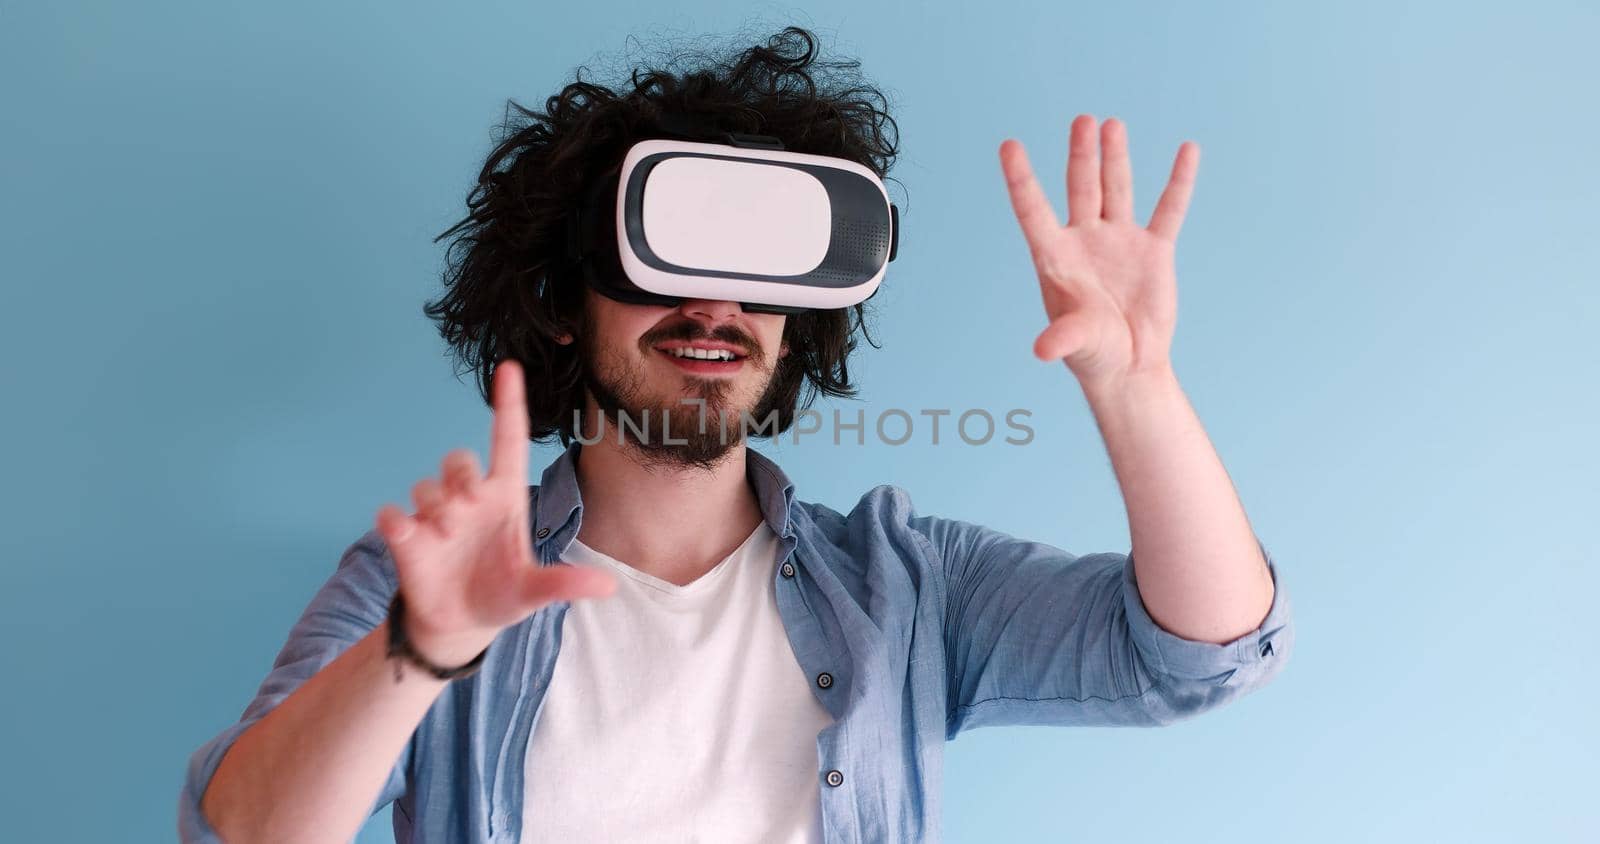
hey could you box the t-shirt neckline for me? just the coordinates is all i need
[566,521,770,597]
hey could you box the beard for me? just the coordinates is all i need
[578,321,784,470]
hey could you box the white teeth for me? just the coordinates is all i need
[668,347,736,361]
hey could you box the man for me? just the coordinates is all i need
[180,26,1291,844]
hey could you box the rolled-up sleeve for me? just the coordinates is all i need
[909,513,1293,739]
[177,530,412,842]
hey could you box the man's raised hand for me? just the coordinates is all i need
[374,358,616,667]
[999,114,1197,390]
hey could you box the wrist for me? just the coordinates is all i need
[1081,362,1179,407]
[405,627,494,671]
[385,593,492,681]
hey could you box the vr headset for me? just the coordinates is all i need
[565,118,899,315]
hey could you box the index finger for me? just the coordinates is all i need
[488,358,529,480]
[999,139,1063,268]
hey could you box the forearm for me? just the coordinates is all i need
[1081,365,1274,643]
[200,620,450,844]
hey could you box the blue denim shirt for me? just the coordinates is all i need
[180,441,1293,843]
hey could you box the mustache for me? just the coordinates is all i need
[640,321,764,364]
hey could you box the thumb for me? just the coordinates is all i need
[1033,313,1092,362]
[517,561,618,608]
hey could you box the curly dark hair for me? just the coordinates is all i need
[423,25,901,446]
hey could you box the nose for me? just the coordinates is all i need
[678,298,743,324]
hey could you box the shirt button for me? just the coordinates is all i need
[816,672,833,689]
[825,770,844,787]
[780,561,795,578]
[536,527,550,539]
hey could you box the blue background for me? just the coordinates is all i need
[2,1,1595,841]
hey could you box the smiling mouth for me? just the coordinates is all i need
[653,342,750,374]
[663,346,743,361]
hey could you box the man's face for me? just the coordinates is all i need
[576,290,788,466]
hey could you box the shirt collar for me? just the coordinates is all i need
[532,441,798,562]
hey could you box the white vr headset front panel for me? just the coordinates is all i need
[642,157,832,276]
[614,139,893,310]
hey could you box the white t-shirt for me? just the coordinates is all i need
[521,522,835,843]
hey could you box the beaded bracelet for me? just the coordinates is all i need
[385,591,488,682]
